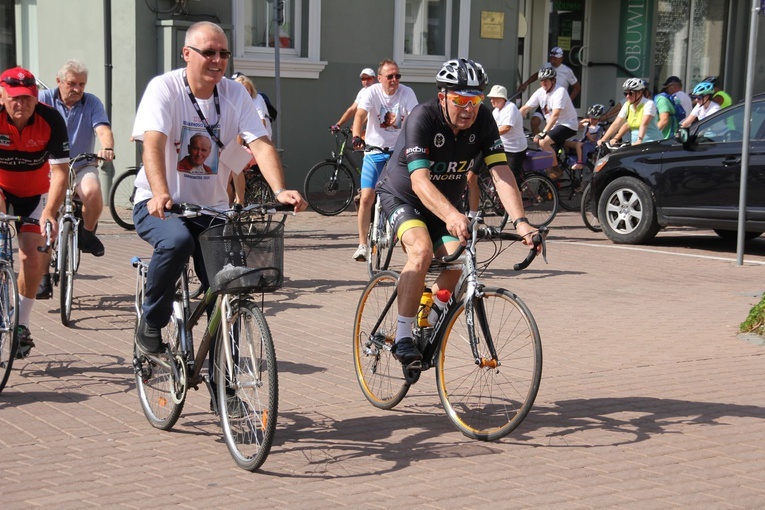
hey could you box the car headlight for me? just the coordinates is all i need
[594,154,610,173]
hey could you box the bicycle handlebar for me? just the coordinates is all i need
[433,218,547,270]
[167,201,294,218]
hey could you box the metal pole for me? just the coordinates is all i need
[736,0,761,265]
[272,0,282,150]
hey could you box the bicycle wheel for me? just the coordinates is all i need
[0,263,19,393]
[215,299,277,472]
[519,174,558,227]
[556,169,581,211]
[244,170,275,205]
[353,271,410,409]
[366,219,396,279]
[134,315,185,430]
[59,220,75,326]
[580,183,602,232]
[303,161,356,216]
[109,168,137,230]
[477,173,509,231]
[436,287,542,441]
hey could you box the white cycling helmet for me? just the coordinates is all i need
[622,78,645,91]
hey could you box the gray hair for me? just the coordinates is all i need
[57,59,88,80]
[185,21,226,47]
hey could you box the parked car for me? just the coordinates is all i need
[590,93,765,244]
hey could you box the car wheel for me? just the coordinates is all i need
[598,176,660,244]
[713,229,763,242]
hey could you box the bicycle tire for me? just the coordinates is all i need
[134,315,185,430]
[59,220,75,326]
[436,287,542,441]
[366,219,396,279]
[353,271,410,409]
[520,174,558,227]
[109,168,138,230]
[477,173,509,231]
[303,161,356,216]
[580,183,602,232]
[216,299,277,472]
[556,169,581,212]
[244,170,275,205]
[0,263,19,393]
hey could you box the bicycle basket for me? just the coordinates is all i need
[198,218,284,294]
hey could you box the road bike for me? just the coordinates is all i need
[51,152,102,326]
[0,213,47,392]
[366,193,395,278]
[353,217,546,440]
[109,166,138,231]
[132,202,290,471]
[303,127,363,215]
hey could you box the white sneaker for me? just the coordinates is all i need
[352,244,368,261]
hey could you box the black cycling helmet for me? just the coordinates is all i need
[436,58,488,92]
[702,76,718,86]
[538,67,556,80]
[587,104,605,118]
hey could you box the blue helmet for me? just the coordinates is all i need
[692,81,715,96]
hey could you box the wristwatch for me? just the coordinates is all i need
[513,217,530,228]
[538,131,547,139]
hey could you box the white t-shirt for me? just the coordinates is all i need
[357,83,418,150]
[674,90,693,120]
[253,94,273,140]
[524,84,579,130]
[132,70,268,209]
[689,100,721,121]
[542,62,578,91]
[493,101,527,153]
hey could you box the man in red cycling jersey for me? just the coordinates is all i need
[0,67,70,358]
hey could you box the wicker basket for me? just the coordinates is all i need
[198,218,284,294]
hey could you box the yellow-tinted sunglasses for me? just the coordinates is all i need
[446,92,484,108]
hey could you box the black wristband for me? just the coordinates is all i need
[538,131,547,139]
[513,217,529,228]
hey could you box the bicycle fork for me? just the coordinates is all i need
[462,254,501,369]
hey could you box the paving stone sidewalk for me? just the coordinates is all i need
[1,211,764,509]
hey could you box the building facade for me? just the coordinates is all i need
[1,0,763,193]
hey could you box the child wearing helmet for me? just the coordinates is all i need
[598,78,663,146]
[680,81,721,128]
[565,104,605,170]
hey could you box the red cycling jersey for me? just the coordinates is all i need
[0,103,70,197]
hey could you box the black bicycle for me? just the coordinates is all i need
[353,217,546,440]
[303,127,363,216]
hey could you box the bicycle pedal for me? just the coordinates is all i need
[404,360,422,371]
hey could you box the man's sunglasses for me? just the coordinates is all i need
[188,46,232,60]
[2,77,36,87]
[384,73,402,80]
[446,93,484,108]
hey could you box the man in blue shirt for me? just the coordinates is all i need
[38,60,114,296]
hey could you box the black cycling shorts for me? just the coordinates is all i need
[378,191,456,251]
[548,125,578,149]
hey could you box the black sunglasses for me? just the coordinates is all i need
[2,77,36,87]
[385,73,402,80]
[188,46,232,60]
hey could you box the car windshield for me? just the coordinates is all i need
[697,102,765,143]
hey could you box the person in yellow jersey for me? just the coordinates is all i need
[598,78,662,146]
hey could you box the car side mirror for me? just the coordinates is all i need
[676,127,693,147]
